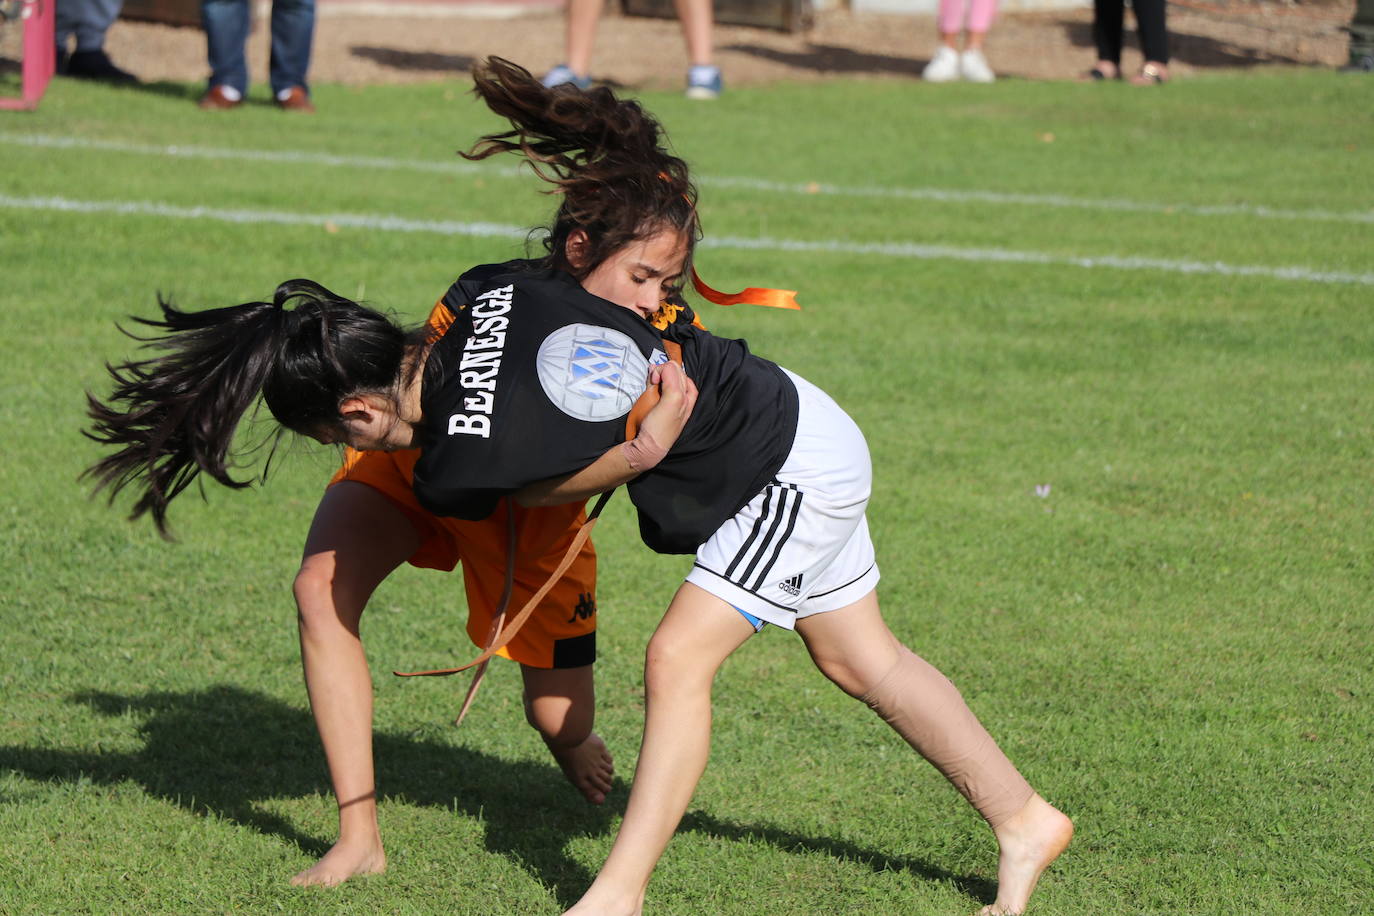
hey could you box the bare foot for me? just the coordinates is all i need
[290,836,387,887]
[562,889,643,916]
[978,794,1073,915]
[549,731,615,804]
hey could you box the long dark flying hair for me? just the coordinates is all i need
[83,279,415,535]
[463,57,700,279]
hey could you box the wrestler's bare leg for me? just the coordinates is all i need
[978,794,1074,915]
[522,663,614,804]
[564,583,755,916]
[797,592,1071,915]
[290,482,419,887]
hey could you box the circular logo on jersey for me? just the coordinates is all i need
[536,324,649,422]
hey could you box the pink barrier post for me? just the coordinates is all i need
[1,0,56,110]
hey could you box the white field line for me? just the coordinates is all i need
[703,177,1374,225]
[705,233,1374,286]
[0,132,495,176]
[5,131,1374,226]
[5,194,1373,287]
[0,194,523,237]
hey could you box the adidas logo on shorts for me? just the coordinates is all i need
[777,573,804,597]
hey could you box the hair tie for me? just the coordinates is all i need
[275,301,303,337]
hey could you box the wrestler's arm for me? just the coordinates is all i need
[514,445,638,507]
[515,361,697,507]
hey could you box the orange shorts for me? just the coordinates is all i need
[329,448,598,669]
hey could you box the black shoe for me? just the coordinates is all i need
[65,49,138,83]
[1341,51,1374,73]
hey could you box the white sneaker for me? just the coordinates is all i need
[922,46,960,83]
[959,49,996,83]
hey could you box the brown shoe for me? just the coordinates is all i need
[198,85,242,110]
[276,87,315,113]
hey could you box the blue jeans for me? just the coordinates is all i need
[201,0,315,96]
[56,0,125,51]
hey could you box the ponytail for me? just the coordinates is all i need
[463,57,699,277]
[83,279,410,535]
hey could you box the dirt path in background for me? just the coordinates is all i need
[96,0,1353,91]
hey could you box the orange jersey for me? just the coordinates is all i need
[328,300,597,669]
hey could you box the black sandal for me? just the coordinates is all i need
[1082,66,1121,81]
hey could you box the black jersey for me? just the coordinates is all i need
[628,301,797,553]
[413,261,799,555]
[412,260,669,521]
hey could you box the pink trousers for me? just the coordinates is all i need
[939,0,997,34]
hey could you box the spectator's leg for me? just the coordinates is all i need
[564,0,605,77]
[269,0,315,96]
[937,0,965,49]
[676,0,719,97]
[58,0,137,81]
[923,0,962,81]
[1133,0,1169,73]
[55,0,79,56]
[201,0,250,94]
[957,0,996,81]
[673,0,713,67]
[1091,0,1123,76]
[55,0,122,52]
[965,0,997,50]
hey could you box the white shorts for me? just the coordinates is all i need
[685,369,880,630]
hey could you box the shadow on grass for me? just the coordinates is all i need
[1057,14,1324,68]
[350,47,476,74]
[127,80,205,101]
[1,685,608,903]
[0,685,991,906]
[345,49,631,90]
[44,76,204,102]
[721,42,925,78]
[679,810,998,905]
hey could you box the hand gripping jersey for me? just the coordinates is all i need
[413,261,799,555]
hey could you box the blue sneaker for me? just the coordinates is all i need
[685,65,722,100]
[541,65,592,91]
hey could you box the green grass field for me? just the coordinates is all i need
[2,68,1372,914]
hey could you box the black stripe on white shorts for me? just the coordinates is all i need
[722,482,802,593]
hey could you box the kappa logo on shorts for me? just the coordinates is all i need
[777,573,804,597]
[537,324,649,422]
[567,592,597,623]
